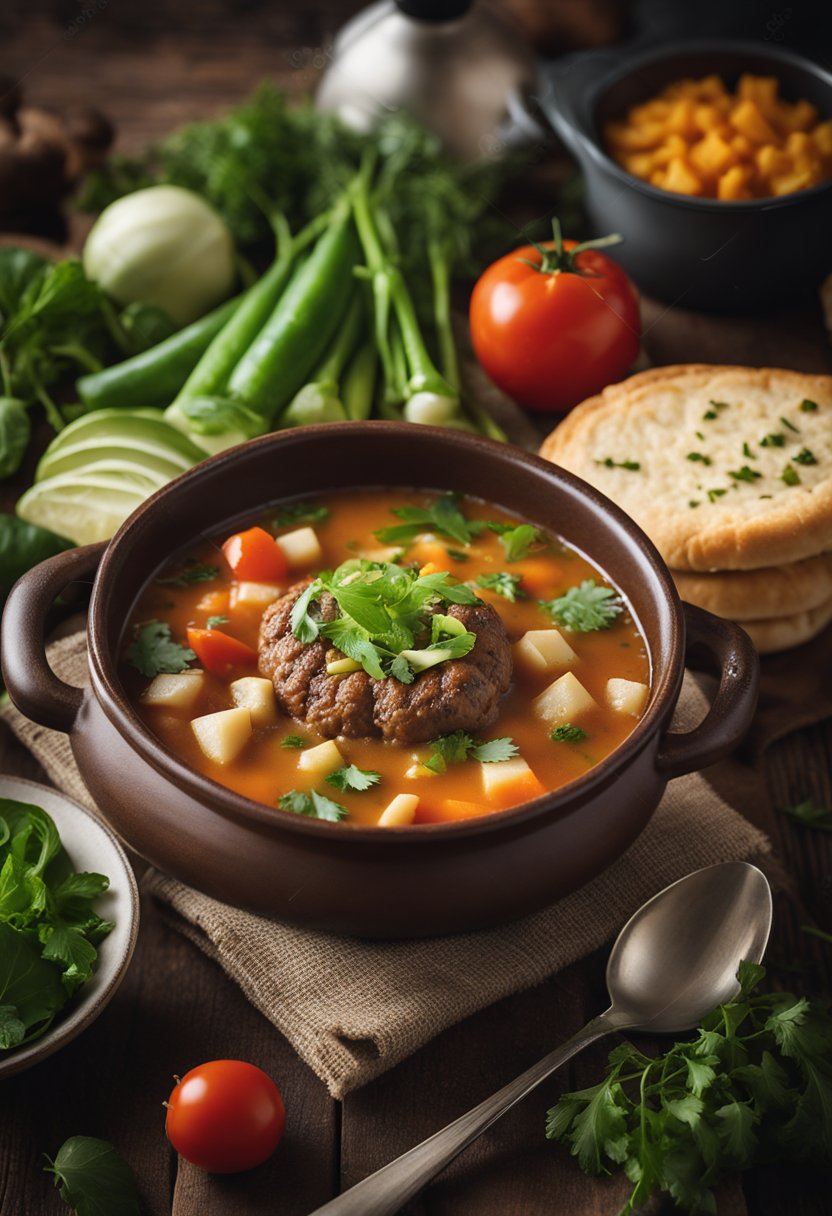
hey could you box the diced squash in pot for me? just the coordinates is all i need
[142,670,205,710]
[378,794,419,826]
[514,628,577,674]
[191,707,252,764]
[533,671,596,725]
[297,739,343,776]
[481,757,545,808]
[230,581,284,609]
[275,526,322,568]
[230,676,277,727]
[606,677,649,716]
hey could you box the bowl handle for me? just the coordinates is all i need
[1,543,105,733]
[656,602,760,779]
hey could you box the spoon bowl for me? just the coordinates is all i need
[606,861,773,1033]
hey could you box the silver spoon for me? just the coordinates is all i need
[308,861,772,1216]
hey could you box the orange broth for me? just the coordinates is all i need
[122,490,650,826]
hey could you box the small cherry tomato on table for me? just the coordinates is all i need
[165,1059,285,1173]
[469,221,640,413]
[222,526,288,583]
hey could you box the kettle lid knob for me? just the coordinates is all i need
[395,0,473,20]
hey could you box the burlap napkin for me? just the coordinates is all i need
[1,631,770,1098]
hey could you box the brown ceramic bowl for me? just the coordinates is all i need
[2,424,759,937]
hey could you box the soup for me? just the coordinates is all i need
[120,489,650,826]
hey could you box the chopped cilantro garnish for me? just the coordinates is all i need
[703,400,729,420]
[279,789,348,822]
[374,493,484,547]
[781,464,801,486]
[325,765,381,792]
[446,548,470,562]
[695,431,705,441]
[157,561,218,588]
[424,731,518,773]
[206,615,228,630]
[476,572,526,602]
[706,488,727,502]
[742,442,755,459]
[688,500,700,508]
[487,521,542,561]
[728,465,762,483]
[800,398,818,412]
[127,621,195,678]
[686,452,711,465]
[761,432,785,447]
[272,502,329,528]
[781,416,800,433]
[794,448,817,466]
[595,458,641,471]
[291,559,478,684]
[550,724,587,743]
[540,580,622,632]
[280,735,306,749]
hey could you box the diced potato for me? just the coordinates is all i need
[732,99,778,144]
[663,156,703,195]
[196,589,230,615]
[191,707,252,764]
[230,581,284,609]
[689,131,736,176]
[533,671,596,726]
[142,670,205,710]
[276,526,322,568]
[378,794,419,826]
[481,757,545,809]
[717,166,752,200]
[606,677,649,717]
[514,628,577,675]
[297,739,343,777]
[229,676,277,727]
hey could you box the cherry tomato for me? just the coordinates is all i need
[222,526,288,583]
[469,224,640,412]
[186,626,258,675]
[165,1059,285,1174]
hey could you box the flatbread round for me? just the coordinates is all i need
[672,553,832,621]
[540,365,832,572]
[741,597,832,654]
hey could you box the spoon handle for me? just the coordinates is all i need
[307,1011,615,1216]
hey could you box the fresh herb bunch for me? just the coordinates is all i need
[0,800,113,1051]
[546,962,832,1216]
[291,558,479,684]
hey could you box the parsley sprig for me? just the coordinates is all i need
[374,493,484,547]
[127,621,195,677]
[325,765,381,792]
[540,580,623,633]
[486,522,542,561]
[476,571,526,602]
[546,961,832,1215]
[291,559,479,684]
[424,731,518,774]
[279,789,348,822]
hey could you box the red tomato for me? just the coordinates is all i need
[186,627,257,675]
[222,527,288,583]
[165,1059,285,1174]
[469,226,640,412]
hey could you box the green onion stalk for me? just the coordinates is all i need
[280,293,364,426]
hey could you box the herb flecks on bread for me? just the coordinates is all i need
[540,366,832,572]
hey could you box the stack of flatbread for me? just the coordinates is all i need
[540,365,832,653]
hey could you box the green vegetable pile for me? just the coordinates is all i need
[546,961,832,1215]
[0,799,113,1051]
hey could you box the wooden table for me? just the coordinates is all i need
[2,4,831,1213]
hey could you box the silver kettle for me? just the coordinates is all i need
[315,0,542,160]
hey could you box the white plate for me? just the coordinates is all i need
[0,775,139,1079]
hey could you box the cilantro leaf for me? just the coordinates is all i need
[325,765,381,792]
[550,724,587,743]
[290,579,322,644]
[278,789,348,822]
[272,501,329,528]
[157,561,218,587]
[374,493,484,547]
[280,735,306,749]
[540,580,623,632]
[780,798,832,831]
[127,621,195,678]
[471,737,518,763]
[476,572,526,602]
[424,731,516,772]
[44,1135,142,1216]
[487,521,541,561]
[206,614,228,629]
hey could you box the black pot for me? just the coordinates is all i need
[539,39,832,312]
